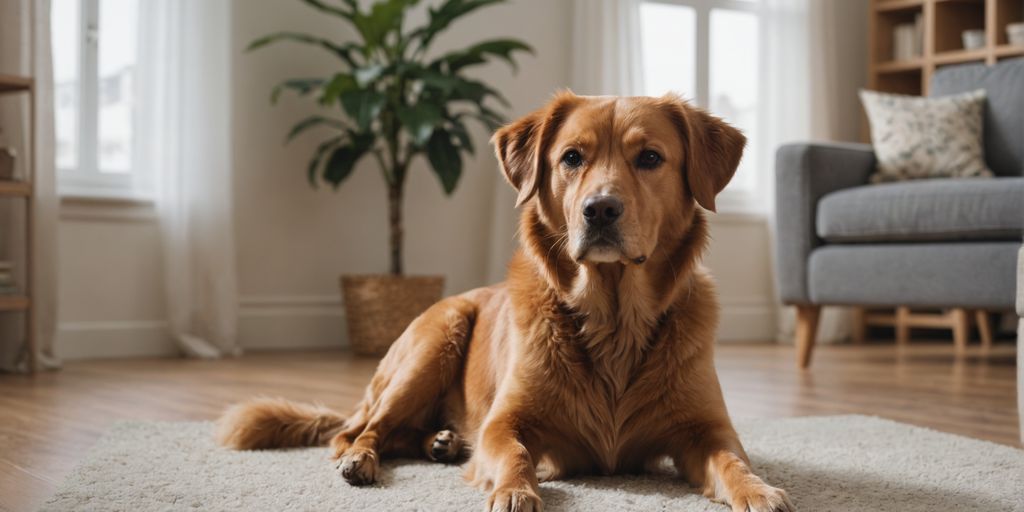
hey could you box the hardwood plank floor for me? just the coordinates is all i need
[0,342,1018,511]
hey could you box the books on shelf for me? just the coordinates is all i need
[892,13,923,61]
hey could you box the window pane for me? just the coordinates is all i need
[52,0,79,171]
[639,2,696,98]
[710,9,759,192]
[97,0,138,174]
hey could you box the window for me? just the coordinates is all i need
[640,0,762,209]
[53,0,145,199]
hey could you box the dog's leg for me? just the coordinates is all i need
[331,296,476,486]
[470,412,542,512]
[674,421,794,512]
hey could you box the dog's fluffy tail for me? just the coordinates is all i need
[215,397,347,450]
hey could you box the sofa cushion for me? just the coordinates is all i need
[932,58,1024,177]
[808,242,1018,308]
[816,177,1024,242]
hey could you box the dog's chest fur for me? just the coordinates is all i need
[528,284,677,475]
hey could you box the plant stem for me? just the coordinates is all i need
[387,180,403,276]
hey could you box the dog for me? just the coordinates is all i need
[217,92,793,512]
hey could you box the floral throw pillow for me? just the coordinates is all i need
[859,89,993,183]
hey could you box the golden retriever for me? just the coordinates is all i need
[217,92,793,512]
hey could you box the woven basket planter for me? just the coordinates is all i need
[340,274,444,356]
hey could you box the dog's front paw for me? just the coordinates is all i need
[335,448,379,486]
[729,482,794,512]
[487,485,542,512]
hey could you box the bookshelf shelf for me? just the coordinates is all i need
[877,58,926,72]
[0,74,32,94]
[877,0,926,13]
[994,44,1024,57]
[0,296,30,312]
[933,48,989,63]
[0,181,32,197]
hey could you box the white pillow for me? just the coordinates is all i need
[859,89,993,183]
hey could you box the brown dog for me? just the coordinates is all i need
[217,92,793,512]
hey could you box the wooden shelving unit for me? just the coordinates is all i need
[0,73,36,373]
[869,0,1024,96]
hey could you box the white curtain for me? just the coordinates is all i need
[570,0,645,96]
[0,0,60,372]
[137,0,240,358]
[762,0,869,344]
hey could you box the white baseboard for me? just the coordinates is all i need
[237,295,346,350]
[55,295,775,359]
[56,320,176,360]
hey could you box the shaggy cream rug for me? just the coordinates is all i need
[41,415,1024,512]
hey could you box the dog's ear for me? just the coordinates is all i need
[665,95,746,212]
[492,91,578,207]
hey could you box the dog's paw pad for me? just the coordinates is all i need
[427,429,462,462]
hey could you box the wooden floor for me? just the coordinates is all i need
[0,342,1018,511]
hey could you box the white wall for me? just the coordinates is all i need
[54,0,867,358]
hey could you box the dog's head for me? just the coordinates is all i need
[493,91,745,269]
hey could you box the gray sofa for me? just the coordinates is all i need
[774,57,1023,369]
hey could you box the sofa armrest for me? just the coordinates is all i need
[774,142,876,304]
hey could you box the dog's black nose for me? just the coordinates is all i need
[582,195,624,227]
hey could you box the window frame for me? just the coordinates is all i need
[55,0,149,201]
[640,0,765,213]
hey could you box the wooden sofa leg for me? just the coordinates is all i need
[795,305,821,369]
[952,308,970,354]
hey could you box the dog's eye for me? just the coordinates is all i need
[636,150,662,170]
[561,150,583,169]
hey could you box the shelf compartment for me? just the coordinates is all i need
[0,295,30,312]
[0,74,32,94]
[874,8,925,63]
[933,0,987,53]
[995,0,1024,46]
[0,181,32,197]
[874,69,923,95]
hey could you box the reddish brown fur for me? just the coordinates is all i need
[218,93,792,512]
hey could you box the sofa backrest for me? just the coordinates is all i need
[931,57,1024,177]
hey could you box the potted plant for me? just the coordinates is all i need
[250,0,532,355]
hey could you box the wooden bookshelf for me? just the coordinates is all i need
[0,73,36,373]
[869,0,1024,96]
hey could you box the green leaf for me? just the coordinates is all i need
[339,89,386,130]
[411,0,505,52]
[320,73,358,106]
[270,78,325,104]
[447,117,475,154]
[352,0,415,49]
[450,77,509,107]
[396,103,443,146]
[426,129,462,195]
[434,38,533,72]
[323,132,375,188]
[307,136,343,187]
[285,116,347,143]
[247,32,359,67]
[299,0,355,19]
